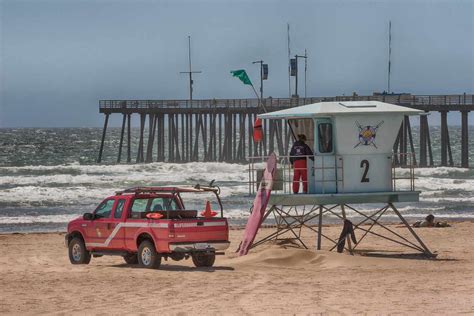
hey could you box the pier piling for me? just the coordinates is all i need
[97,113,109,163]
[461,111,469,168]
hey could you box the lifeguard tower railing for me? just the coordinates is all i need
[248,152,416,195]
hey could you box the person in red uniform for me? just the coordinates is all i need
[290,134,314,193]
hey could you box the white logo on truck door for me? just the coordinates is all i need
[85,222,167,248]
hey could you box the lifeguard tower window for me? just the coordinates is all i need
[317,123,333,153]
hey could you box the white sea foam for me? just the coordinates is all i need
[0,161,247,179]
[0,162,473,232]
[0,214,81,224]
[330,213,474,219]
[395,168,464,180]
[0,162,248,186]
[0,209,472,226]
[0,186,110,206]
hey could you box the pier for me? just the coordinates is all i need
[98,94,473,167]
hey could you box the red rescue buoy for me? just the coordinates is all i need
[253,118,263,143]
[146,212,164,220]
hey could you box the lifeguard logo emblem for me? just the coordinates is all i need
[354,121,384,148]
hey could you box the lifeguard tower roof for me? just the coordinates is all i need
[258,101,422,119]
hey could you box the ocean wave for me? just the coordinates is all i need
[1,209,472,226]
[0,185,251,210]
[391,176,473,193]
[394,167,474,179]
[0,162,249,185]
[1,159,473,232]
[0,186,110,206]
[0,214,81,224]
[341,213,474,219]
[0,161,247,175]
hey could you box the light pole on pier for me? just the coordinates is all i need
[180,36,202,102]
[252,60,268,100]
[291,53,308,98]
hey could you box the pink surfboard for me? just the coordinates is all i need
[239,153,277,256]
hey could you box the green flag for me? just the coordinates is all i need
[230,69,252,86]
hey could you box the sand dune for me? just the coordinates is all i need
[0,222,473,315]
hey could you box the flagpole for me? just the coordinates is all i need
[251,78,297,142]
[250,84,268,112]
[231,69,295,155]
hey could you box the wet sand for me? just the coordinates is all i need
[0,221,473,315]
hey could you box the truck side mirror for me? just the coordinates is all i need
[83,213,95,220]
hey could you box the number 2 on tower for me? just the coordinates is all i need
[360,160,370,183]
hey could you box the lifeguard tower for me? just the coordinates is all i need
[248,101,435,257]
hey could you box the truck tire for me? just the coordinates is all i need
[123,253,138,265]
[68,237,91,265]
[138,240,161,269]
[192,251,216,267]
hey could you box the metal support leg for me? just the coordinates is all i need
[389,203,436,257]
[317,206,322,250]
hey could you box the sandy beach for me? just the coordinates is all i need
[0,221,473,315]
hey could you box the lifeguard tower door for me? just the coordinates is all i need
[313,118,337,194]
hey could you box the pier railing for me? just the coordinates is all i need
[100,94,474,111]
[99,98,313,110]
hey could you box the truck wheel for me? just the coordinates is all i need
[68,237,91,265]
[192,251,216,267]
[123,253,138,265]
[138,240,161,269]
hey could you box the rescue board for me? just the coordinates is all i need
[239,153,277,256]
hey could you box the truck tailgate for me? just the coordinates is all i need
[168,218,229,252]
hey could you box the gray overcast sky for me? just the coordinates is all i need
[0,0,473,127]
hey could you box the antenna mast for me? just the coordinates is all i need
[180,36,202,101]
[387,21,392,94]
[304,48,307,98]
[287,23,291,98]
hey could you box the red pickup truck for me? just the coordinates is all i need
[65,185,230,269]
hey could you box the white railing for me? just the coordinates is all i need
[248,153,416,195]
[392,152,416,191]
[248,155,344,195]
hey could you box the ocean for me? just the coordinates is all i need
[0,126,473,233]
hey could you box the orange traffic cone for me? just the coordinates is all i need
[201,201,217,218]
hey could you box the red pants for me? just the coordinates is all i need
[293,159,308,193]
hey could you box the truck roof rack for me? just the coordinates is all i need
[115,185,219,196]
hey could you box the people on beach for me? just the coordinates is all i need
[289,134,314,194]
[413,214,451,228]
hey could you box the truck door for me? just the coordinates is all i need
[107,198,126,249]
[85,198,119,249]
[313,118,337,193]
